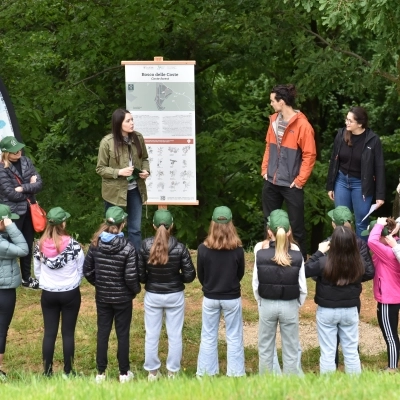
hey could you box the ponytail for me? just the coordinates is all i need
[148,225,171,265]
[272,227,291,266]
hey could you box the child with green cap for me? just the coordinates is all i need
[83,206,141,383]
[33,207,84,377]
[138,209,195,381]
[253,209,307,375]
[196,206,245,378]
[0,204,28,380]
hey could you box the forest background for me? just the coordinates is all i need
[1,0,400,254]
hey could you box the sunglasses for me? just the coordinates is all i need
[11,150,22,155]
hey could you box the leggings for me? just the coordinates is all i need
[41,287,81,374]
[0,289,16,354]
[377,302,400,369]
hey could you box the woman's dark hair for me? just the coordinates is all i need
[111,108,142,164]
[344,106,369,146]
[323,226,364,286]
[271,84,297,108]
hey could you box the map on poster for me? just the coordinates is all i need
[123,62,198,205]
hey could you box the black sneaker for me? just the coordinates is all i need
[21,277,40,290]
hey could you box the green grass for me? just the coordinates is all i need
[0,250,392,398]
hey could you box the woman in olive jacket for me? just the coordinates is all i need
[96,109,150,252]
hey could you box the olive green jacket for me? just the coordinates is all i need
[96,132,150,206]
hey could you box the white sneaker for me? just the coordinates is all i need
[148,370,161,382]
[167,371,176,379]
[119,370,134,383]
[95,373,106,383]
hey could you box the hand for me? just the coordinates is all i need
[118,166,134,177]
[391,221,400,236]
[318,241,330,254]
[376,199,384,209]
[30,175,37,183]
[384,235,398,248]
[328,191,335,201]
[15,186,23,192]
[139,170,149,180]
[397,183,400,194]
[377,217,387,226]
[290,180,302,189]
[263,173,268,180]
[3,218,12,227]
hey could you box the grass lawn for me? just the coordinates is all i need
[1,250,394,398]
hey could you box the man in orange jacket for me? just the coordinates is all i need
[261,84,316,258]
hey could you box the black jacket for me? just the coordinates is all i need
[256,243,303,301]
[83,235,141,303]
[138,236,195,293]
[0,156,43,215]
[326,127,385,200]
[305,250,375,308]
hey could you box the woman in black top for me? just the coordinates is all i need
[326,107,385,238]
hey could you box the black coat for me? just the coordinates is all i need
[83,235,141,303]
[305,250,375,308]
[0,156,43,215]
[138,236,196,293]
[326,127,385,200]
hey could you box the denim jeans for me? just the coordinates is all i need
[258,298,301,375]
[334,170,373,238]
[104,187,142,252]
[144,291,185,373]
[272,343,304,376]
[197,297,245,377]
[316,306,361,374]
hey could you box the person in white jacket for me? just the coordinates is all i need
[34,207,84,377]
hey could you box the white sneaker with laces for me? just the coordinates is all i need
[95,373,106,383]
[148,370,161,382]
[119,370,134,383]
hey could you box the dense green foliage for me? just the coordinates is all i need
[1,0,399,251]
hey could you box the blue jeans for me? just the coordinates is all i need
[144,291,185,373]
[197,297,245,377]
[258,298,301,375]
[316,306,361,374]
[334,170,373,238]
[104,187,142,251]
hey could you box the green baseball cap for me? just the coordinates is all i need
[0,204,20,220]
[212,206,232,224]
[153,209,173,228]
[0,136,25,153]
[361,220,389,237]
[268,209,290,233]
[47,207,71,225]
[328,206,353,226]
[105,206,128,226]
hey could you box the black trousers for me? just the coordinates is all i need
[262,179,306,258]
[41,287,81,374]
[0,289,16,354]
[96,301,132,375]
[14,207,34,281]
[377,302,400,369]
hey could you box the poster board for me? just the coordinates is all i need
[122,59,198,205]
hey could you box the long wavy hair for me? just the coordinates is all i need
[148,225,172,265]
[204,221,242,250]
[0,151,11,168]
[111,108,143,164]
[323,226,364,285]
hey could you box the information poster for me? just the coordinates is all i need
[0,76,22,143]
[123,61,198,205]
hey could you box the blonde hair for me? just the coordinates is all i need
[204,221,242,250]
[262,227,298,250]
[0,152,11,168]
[271,227,291,267]
[148,225,171,265]
[91,222,124,246]
[39,223,68,253]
